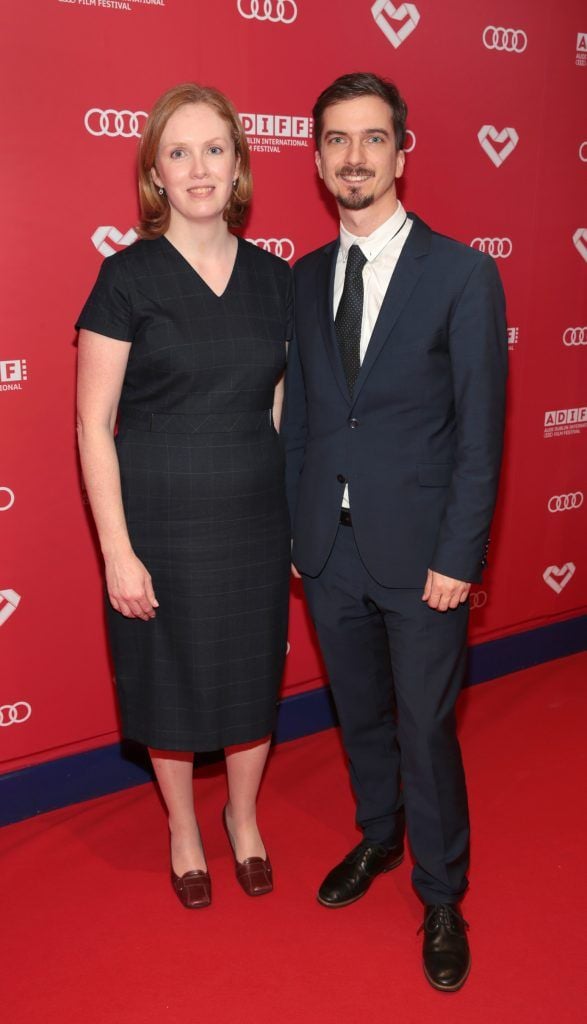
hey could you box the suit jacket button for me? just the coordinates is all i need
[337,474,346,483]
[349,418,359,429]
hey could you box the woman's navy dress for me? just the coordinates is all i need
[77,236,292,751]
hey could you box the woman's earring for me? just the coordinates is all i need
[158,187,165,196]
[232,179,238,189]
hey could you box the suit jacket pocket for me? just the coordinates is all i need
[417,463,453,487]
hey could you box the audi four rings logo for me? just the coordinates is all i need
[84,109,148,138]
[237,0,298,22]
[372,2,421,49]
[471,238,513,258]
[0,486,15,511]
[469,591,488,610]
[547,493,584,512]
[404,130,416,153]
[580,143,587,162]
[247,238,295,261]
[563,327,587,346]
[0,702,32,727]
[478,126,519,167]
[482,27,528,52]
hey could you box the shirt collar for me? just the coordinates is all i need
[339,202,408,263]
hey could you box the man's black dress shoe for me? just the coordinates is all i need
[317,838,404,908]
[421,903,471,991]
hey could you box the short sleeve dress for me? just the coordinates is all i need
[76,235,292,751]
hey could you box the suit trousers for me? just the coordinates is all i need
[302,522,470,905]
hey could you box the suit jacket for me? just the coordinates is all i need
[281,213,508,587]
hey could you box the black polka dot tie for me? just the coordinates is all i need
[335,244,367,396]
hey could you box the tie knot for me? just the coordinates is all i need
[346,244,367,273]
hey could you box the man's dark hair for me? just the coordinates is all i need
[313,72,408,151]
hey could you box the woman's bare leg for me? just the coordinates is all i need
[224,737,271,861]
[149,749,207,875]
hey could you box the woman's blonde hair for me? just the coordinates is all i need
[137,83,252,237]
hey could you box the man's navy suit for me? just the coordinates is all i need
[282,213,508,904]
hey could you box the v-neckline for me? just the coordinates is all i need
[161,234,240,299]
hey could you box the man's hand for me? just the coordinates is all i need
[422,570,470,612]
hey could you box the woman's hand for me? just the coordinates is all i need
[105,550,159,619]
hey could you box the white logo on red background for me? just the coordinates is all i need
[84,109,148,138]
[478,126,519,167]
[482,27,527,53]
[372,2,420,48]
[572,228,587,262]
[579,142,587,162]
[0,487,15,511]
[237,0,297,22]
[0,589,21,627]
[240,113,312,138]
[507,327,519,347]
[59,0,164,15]
[469,590,488,610]
[247,237,295,261]
[240,113,312,154]
[471,238,512,258]
[563,327,587,346]
[547,493,584,512]
[544,407,587,438]
[545,408,587,425]
[0,359,28,391]
[576,32,587,66]
[404,130,416,153]
[0,702,32,727]
[91,226,138,258]
[542,563,576,594]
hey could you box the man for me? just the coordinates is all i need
[281,73,507,991]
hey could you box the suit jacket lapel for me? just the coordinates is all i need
[351,214,431,405]
[316,240,352,405]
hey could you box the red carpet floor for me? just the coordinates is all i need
[1,652,585,1024]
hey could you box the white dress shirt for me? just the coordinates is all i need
[334,202,413,508]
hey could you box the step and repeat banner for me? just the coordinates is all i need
[1,2,585,769]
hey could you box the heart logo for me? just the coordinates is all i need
[0,589,21,627]
[478,126,519,167]
[91,226,138,258]
[542,563,576,594]
[572,228,587,263]
[372,1,421,49]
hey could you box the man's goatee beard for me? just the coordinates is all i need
[336,190,375,210]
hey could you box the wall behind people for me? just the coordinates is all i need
[1,1,585,772]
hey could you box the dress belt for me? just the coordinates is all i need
[119,408,273,434]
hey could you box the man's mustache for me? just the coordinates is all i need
[336,166,375,179]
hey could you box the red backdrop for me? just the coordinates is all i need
[1,1,585,771]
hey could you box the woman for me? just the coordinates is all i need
[76,84,292,908]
